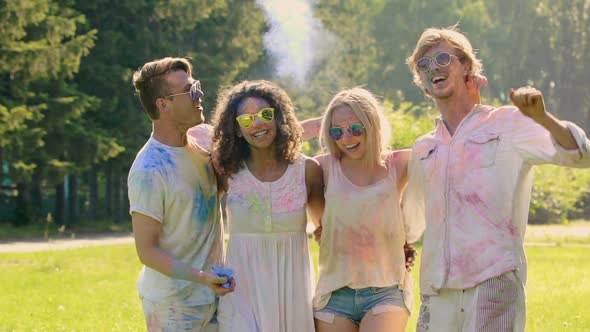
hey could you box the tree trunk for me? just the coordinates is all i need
[121,173,129,222]
[30,170,43,220]
[105,165,112,220]
[88,167,98,221]
[15,182,30,226]
[68,174,78,225]
[113,171,121,223]
[55,181,65,226]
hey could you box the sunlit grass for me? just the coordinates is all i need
[310,241,590,332]
[1,228,589,331]
[525,221,590,245]
[0,244,144,331]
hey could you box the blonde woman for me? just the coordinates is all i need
[313,88,422,332]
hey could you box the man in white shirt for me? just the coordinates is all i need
[129,57,234,331]
[403,26,590,332]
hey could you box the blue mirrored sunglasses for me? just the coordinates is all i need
[329,122,365,140]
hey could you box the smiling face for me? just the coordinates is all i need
[419,41,469,101]
[330,105,367,160]
[236,97,277,150]
[162,70,204,129]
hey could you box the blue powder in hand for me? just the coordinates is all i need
[212,266,235,289]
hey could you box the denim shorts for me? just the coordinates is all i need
[314,285,407,324]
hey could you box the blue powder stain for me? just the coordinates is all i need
[143,145,176,173]
[193,184,217,227]
[130,172,154,191]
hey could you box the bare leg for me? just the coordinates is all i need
[359,308,409,332]
[315,316,359,332]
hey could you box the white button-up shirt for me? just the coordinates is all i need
[403,104,590,295]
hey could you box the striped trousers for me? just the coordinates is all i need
[417,271,525,332]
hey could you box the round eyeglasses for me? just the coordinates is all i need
[329,122,365,141]
[416,52,459,72]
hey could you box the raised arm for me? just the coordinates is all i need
[510,87,578,150]
[465,73,488,105]
[300,116,323,141]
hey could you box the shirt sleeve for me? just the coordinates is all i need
[509,107,590,167]
[128,170,166,223]
[401,150,426,244]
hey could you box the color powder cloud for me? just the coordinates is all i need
[256,0,335,85]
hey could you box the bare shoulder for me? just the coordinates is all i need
[304,156,322,174]
[304,155,323,189]
[313,153,331,170]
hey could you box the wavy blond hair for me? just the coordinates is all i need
[320,87,391,170]
[406,24,483,97]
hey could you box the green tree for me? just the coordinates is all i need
[71,0,267,223]
[0,0,98,225]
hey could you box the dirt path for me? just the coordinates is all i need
[1,223,588,253]
[0,233,134,253]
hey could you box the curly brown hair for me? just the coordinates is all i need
[211,80,302,189]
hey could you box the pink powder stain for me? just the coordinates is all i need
[275,194,295,210]
[334,225,376,264]
[505,219,516,237]
[460,192,499,229]
[461,192,516,240]
[462,143,485,167]
[449,241,494,278]
[449,250,473,278]
[464,192,486,207]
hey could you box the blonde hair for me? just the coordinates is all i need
[320,87,391,169]
[406,24,483,97]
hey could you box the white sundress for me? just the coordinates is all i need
[217,154,315,332]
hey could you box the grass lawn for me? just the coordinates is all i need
[1,230,589,331]
[0,244,144,331]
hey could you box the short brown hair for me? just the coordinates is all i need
[406,25,483,97]
[132,57,192,120]
[211,80,302,190]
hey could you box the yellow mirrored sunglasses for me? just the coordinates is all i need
[236,108,275,128]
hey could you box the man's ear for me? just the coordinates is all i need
[156,98,168,113]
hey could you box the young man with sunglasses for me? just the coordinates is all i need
[129,57,235,331]
[403,26,590,331]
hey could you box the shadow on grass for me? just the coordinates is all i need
[0,219,133,242]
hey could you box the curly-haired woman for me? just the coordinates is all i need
[210,80,324,332]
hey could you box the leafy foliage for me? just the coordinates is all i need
[1,0,589,225]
